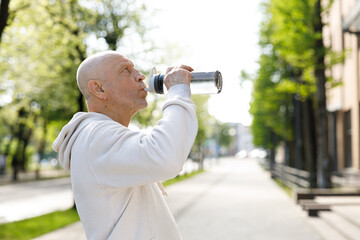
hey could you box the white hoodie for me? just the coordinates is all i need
[53,85,198,240]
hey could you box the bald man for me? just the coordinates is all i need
[53,51,198,240]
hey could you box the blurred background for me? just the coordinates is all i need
[0,0,261,183]
[1,0,360,239]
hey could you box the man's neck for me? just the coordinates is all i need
[87,103,132,127]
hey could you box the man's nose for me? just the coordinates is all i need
[135,70,145,82]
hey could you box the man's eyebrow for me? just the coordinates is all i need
[117,61,134,72]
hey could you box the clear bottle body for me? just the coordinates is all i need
[189,71,222,95]
[147,69,222,95]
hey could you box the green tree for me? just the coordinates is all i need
[250,7,293,167]
[269,0,333,187]
[89,0,146,51]
[0,0,89,179]
[0,0,153,180]
[190,95,212,168]
[251,0,341,187]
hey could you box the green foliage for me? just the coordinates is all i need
[88,0,147,51]
[268,0,319,97]
[0,0,153,176]
[218,123,236,149]
[0,0,215,177]
[250,0,341,152]
[250,26,293,149]
[191,95,212,146]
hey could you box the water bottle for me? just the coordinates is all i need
[145,67,223,95]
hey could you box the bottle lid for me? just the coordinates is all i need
[148,67,165,94]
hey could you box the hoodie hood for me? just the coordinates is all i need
[53,112,110,170]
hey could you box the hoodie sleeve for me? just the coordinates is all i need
[75,85,198,188]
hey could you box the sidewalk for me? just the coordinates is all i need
[32,158,322,240]
[0,177,73,224]
[0,169,69,186]
[166,158,321,240]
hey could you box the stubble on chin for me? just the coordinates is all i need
[127,91,148,113]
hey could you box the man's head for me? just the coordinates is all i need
[76,51,147,125]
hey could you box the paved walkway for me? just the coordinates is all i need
[31,158,321,240]
[0,178,73,224]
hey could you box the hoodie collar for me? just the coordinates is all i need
[53,112,111,170]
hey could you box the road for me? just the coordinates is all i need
[1,158,322,240]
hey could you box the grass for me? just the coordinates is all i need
[0,169,204,240]
[0,208,79,240]
[273,178,293,197]
[163,169,204,186]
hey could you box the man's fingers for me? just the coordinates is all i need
[166,65,193,74]
[165,66,174,74]
[163,64,194,91]
[178,64,194,72]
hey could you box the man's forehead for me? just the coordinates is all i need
[118,58,133,66]
[105,54,134,68]
[116,59,134,71]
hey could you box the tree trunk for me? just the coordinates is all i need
[11,107,33,180]
[0,0,10,43]
[19,112,35,172]
[36,119,48,179]
[314,0,331,188]
[293,95,304,169]
[302,99,317,187]
[12,160,18,181]
[269,131,277,178]
[20,126,33,172]
[12,108,25,181]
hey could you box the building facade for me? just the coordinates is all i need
[323,0,360,174]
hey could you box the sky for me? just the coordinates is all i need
[146,0,263,126]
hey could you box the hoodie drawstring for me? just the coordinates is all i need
[157,182,168,197]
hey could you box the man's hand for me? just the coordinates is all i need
[163,65,194,91]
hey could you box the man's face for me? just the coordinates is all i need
[102,55,148,114]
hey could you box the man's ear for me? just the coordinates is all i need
[88,80,107,100]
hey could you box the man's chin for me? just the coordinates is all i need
[140,101,148,110]
[144,102,148,109]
